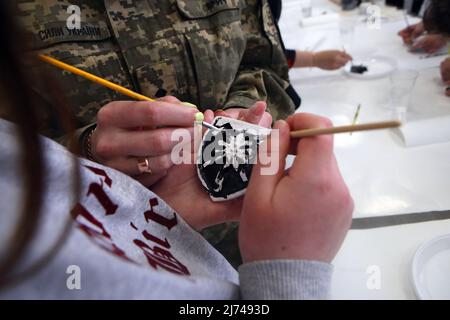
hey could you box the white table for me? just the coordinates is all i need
[280,0,450,299]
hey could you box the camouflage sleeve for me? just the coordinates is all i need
[224,0,300,120]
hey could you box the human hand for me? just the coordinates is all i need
[239,113,353,263]
[217,101,273,128]
[312,50,353,70]
[412,34,447,54]
[151,102,273,230]
[91,96,198,187]
[398,22,425,45]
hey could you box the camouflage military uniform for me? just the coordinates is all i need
[15,0,300,267]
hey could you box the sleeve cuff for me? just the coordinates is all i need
[238,260,333,300]
[284,49,296,68]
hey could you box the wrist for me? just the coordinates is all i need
[293,51,315,68]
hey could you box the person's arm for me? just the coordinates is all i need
[237,113,354,300]
[291,50,352,70]
[224,0,300,120]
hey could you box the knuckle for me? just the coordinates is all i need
[95,138,115,158]
[315,175,334,196]
[316,178,353,215]
[96,106,112,127]
[151,134,166,151]
[144,105,159,125]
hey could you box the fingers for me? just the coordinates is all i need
[398,32,408,43]
[103,154,174,176]
[335,52,352,68]
[402,35,413,45]
[286,113,334,177]
[203,109,215,124]
[95,127,195,158]
[412,35,445,54]
[238,101,267,124]
[315,51,352,70]
[340,51,353,62]
[258,112,273,128]
[213,103,272,127]
[398,26,412,40]
[399,22,424,44]
[411,26,424,39]
[412,38,429,52]
[247,120,290,199]
[286,112,332,135]
[97,100,198,129]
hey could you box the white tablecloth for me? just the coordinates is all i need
[279,0,450,299]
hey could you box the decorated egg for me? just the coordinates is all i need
[196,117,271,202]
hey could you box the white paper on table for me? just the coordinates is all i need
[395,115,450,147]
[300,12,339,27]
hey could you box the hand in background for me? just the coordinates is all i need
[412,34,447,54]
[312,50,353,70]
[398,22,425,45]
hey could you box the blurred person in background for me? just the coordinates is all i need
[398,0,449,54]
[268,0,353,71]
[422,0,450,96]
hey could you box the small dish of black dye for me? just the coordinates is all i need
[350,64,368,74]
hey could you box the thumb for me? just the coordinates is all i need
[239,101,266,124]
[246,120,290,200]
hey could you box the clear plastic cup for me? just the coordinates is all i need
[389,69,419,116]
[300,0,312,18]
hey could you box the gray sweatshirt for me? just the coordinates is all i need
[0,119,332,300]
